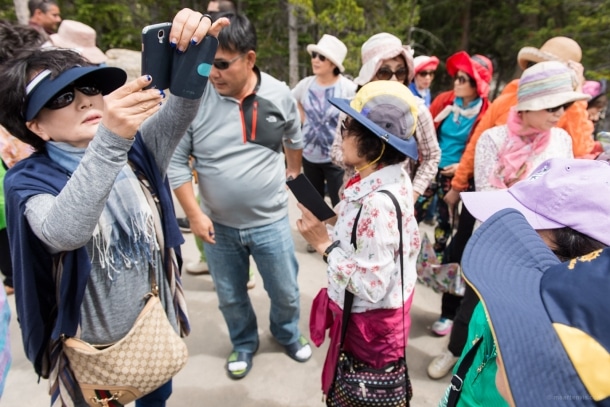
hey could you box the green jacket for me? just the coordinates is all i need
[439,302,508,407]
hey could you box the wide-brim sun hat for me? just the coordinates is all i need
[515,60,589,111]
[517,36,582,70]
[328,80,419,160]
[446,51,493,98]
[461,158,610,246]
[354,33,415,86]
[25,65,127,121]
[306,34,348,73]
[50,20,107,65]
[462,208,610,407]
[413,55,439,75]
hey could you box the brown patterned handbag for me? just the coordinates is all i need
[63,289,188,407]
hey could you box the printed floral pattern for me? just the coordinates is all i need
[326,164,420,313]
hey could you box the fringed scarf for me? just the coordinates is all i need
[434,98,483,124]
[45,141,158,279]
[489,108,552,188]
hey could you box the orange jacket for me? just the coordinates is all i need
[451,79,595,191]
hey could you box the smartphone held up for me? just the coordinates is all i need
[141,22,218,99]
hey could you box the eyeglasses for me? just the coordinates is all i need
[417,70,435,78]
[311,52,327,62]
[376,67,408,81]
[454,74,470,85]
[44,83,101,110]
[545,102,574,113]
[212,54,245,70]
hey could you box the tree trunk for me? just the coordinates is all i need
[287,1,299,88]
[459,0,472,50]
[14,0,29,25]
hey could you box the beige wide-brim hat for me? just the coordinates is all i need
[354,33,415,86]
[306,34,347,73]
[50,20,107,65]
[517,36,581,70]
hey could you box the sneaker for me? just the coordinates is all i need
[177,217,191,233]
[284,335,312,363]
[431,317,453,336]
[427,350,459,379]
[186,261,209,275]
[247,269,256,290]
[306,244,316,253]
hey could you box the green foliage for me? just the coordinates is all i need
[4,0,609,90]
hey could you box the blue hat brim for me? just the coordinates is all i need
[328,97,418,161]
[462,209,596,407]
[25,66,127,121]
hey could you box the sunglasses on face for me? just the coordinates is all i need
[545,102,574,113]
[376,67,408,81]
[311,51,327,62]
[417,70,435,78]
[44,83,101,110]
[454,74,470,85]
[212,53,245,70]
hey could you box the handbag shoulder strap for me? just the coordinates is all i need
[446,337,483,407]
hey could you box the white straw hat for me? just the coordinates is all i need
[306,34,348,73]
[354,33,414,86]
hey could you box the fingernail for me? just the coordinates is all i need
[209,232,215,237]
[146,75,152,81]
[190,38,198,45]
[170,40,177,48]
[177,48,184,54]
[159,89,165,98]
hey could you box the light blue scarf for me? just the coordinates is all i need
[46,141,158,280]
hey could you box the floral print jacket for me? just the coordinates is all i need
[325,164,420,313]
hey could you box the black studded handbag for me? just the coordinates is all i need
[326,190,412,407]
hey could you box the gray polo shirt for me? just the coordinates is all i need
[169,69,303,229]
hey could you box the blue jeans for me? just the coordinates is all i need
[204,216,301,352]
[135,380,172,407]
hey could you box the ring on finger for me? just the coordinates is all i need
[200,13,213,23]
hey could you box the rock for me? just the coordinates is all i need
[105,48,141,81]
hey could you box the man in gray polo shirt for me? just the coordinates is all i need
[168,13,310,380]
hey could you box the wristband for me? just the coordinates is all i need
[323,241,341,264]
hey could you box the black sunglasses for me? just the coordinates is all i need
[212,53,245,70]
[546,102,574,113]
[376,67,408,81]
[311,51,326,62]
[454,74,470,85]
[45,82,101,110]
[417,70,435,77]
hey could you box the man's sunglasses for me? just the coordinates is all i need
[45,83,101,110]
[311,51,326,62]
[376,67,408,81]
[546,102,574,113]
[212,54,245,70]
[417,70,435,78]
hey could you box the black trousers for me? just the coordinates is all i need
[302,158,345,207]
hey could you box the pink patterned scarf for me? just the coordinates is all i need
[489,108,552,188]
